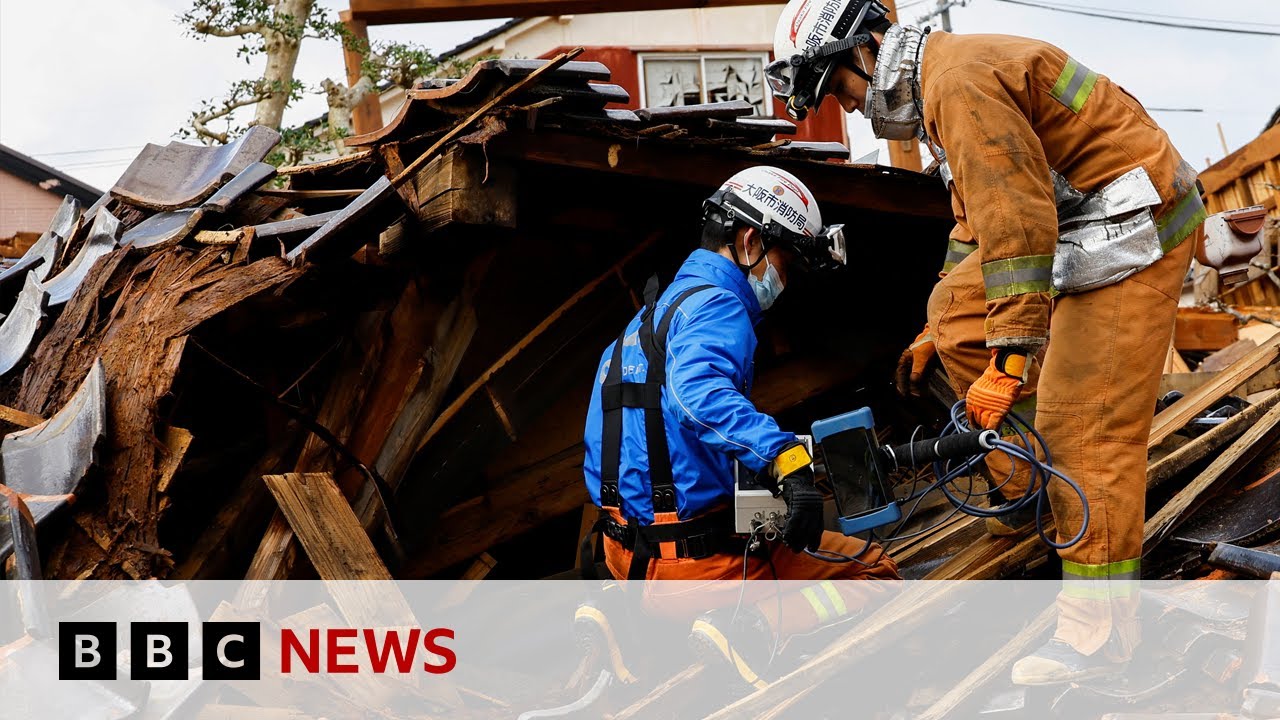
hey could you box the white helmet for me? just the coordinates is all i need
[767,0,893,120]
[702,166,846,271]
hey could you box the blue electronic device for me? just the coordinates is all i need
[811,407,904,536]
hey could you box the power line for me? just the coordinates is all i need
[1008,0,1280,29]
[31,144,143,158]
[991,0,1280,36]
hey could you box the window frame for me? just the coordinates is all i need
[637,51,774,117]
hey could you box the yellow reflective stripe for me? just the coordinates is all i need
[691,620,769,690]
[819,581,848,617]
[1062,557,1140,578]
[801,587,832,623]
[942,239,979,272]
[982,255,1054,299]
[1051,58,1098,113]
[1157,188,1208,253]
[1050,58,1078,100]
[575,606,638,684]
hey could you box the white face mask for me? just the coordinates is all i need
[749,256,785,311]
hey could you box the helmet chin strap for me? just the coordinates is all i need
[728,233,767,275]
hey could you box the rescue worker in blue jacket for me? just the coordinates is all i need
[580,167,900,686]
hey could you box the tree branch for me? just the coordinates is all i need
[192,20,264,37]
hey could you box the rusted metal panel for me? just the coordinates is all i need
[707,117,799,136]
[110,126,280,211]
[635,100,754,123]
[756,140,851,161]
[0,359,106,550]
[286,176,397,265]
[200,160,277,213]
[0,195,78,287]
[0,272,48,378]
[120,208,203,255]
[45,209,121,306]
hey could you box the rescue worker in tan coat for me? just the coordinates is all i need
[768,0,1207,684]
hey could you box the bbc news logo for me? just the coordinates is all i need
[58,622,457,680]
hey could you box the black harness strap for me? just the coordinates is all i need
[585,276,715,579]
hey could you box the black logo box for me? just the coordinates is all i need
[58,621,261,681]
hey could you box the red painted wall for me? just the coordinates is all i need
[541,46,847,146]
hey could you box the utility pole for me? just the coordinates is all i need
[879,0,923,172]
[936,0,952,31]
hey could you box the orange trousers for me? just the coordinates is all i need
[927,236,1195,657]
[603,513,900,642]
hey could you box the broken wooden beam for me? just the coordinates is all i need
[1145,399,1280,552]
[1148,390,1280,491]
[263,472,391,581]
[1149,332,1280,450]
[914,607,1055,720]
[0,405,44,429]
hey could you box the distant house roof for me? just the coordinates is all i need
[0,144,102,204]
[440,18,527,59]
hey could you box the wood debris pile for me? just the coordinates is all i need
[0,52,952,583]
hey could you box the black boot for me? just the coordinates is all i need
[689,607,774,691]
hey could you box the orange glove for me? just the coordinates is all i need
[895,325,936,397]
[966,349,1029,430]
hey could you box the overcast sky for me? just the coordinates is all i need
[1,1,1277,191]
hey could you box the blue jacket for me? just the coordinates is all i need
[583,250,797,523]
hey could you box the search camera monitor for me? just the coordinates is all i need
[811,408,902,536]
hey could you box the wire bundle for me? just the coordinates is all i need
[806,400,1090,564]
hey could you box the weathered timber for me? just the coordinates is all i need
[914,607,1056,720]
[1144,400,1280,552]
[19,246,298,579]
[611,664,706,720]
[409,144,517,236]
[701,581,952,720]
[263,472,391,581]
[1174,309,1239,352]
[391,47,584,187]
[924,522,1052,580]
[0,404,43,429]
[1149,333,1280,450]
[1148,391,1280,491]
[174,437,294,580]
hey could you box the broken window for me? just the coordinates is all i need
[639,53,770,115]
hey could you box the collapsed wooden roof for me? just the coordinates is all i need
[0,53,953,581]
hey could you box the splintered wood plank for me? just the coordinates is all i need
[1144,399,1280,552]
[914,607,1055,720]
[0,404,43,429]
[924,522,1052,580]
[702,582,956,720]
[263,473,391,581]
[1148,390,1280,491]
[155,426,194,495]
[1149,332,1280,450]
[611,664,706,720]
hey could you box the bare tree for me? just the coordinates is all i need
[179,0,450,162]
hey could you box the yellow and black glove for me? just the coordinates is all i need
[772,442,823,553]
[966,348,1029,431]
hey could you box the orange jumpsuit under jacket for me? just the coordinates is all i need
[920,31,1204,348]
